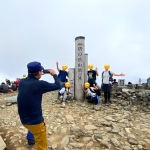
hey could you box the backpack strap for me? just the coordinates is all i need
[108,71,112,77]
[108,71,113,82]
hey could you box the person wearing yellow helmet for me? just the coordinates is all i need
[102,64,125,104]
[82,82,91,97]
[56,62,68,86]
[87,64,99,87]
[82,82,101,105]
[58,82,72,107]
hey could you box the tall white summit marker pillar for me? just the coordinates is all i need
[75,36,85,100]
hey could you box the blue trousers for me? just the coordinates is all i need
[26,130,34,140]
[86,95,100,105]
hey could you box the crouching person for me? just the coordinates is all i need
[59,82,72,107]
[82,82,100,105]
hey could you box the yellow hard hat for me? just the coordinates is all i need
[84,82,90,88]
[88,64,94,70]
[104,64,110,70]
[65,82,70,88]
[62,64,68,71]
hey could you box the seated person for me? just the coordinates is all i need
[5,79,11,87]
[58,82,72,107]
[0,83,9,93]
[128,82,132,85]
[128,81,132,88]
[82,82,100,105]
[11,83,17,91]
[14,78,20,88]
[112,79,118,85]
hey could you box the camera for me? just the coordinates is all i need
[43,69,49,74]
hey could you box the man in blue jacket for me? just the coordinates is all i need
[17,61,60,150]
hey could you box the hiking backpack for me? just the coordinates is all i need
[102,71,113,83]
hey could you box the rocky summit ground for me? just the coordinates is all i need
[0,91,150,150]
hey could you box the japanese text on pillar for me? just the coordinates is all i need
[77,46,83,80]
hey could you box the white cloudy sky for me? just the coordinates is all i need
[0,0,150,84]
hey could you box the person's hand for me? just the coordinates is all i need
[120,73,125,76]
[65,92,69,95]
[49,69,56,76]
[93,84,98,90]
[56,62,59,66]
[81,86,85,92]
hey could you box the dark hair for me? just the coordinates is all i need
[128,82,132,84]
[113,79,116,82]
[28,70,38,76]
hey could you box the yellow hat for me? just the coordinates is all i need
[104,64,110,70]
[65,82,70,88]
[88,64,94,70]
[84,82,90,88]
[62,64,68,70]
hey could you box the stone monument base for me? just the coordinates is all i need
[117,86,127,89]
[136,84,144,90]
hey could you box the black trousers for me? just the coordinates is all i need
[102,84,112,102]
[89,82,97,87]
[104,92,111,102]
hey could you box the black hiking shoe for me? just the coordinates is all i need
[27,140,35,148]
[107,100,112,104]
[103,101,107,104]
